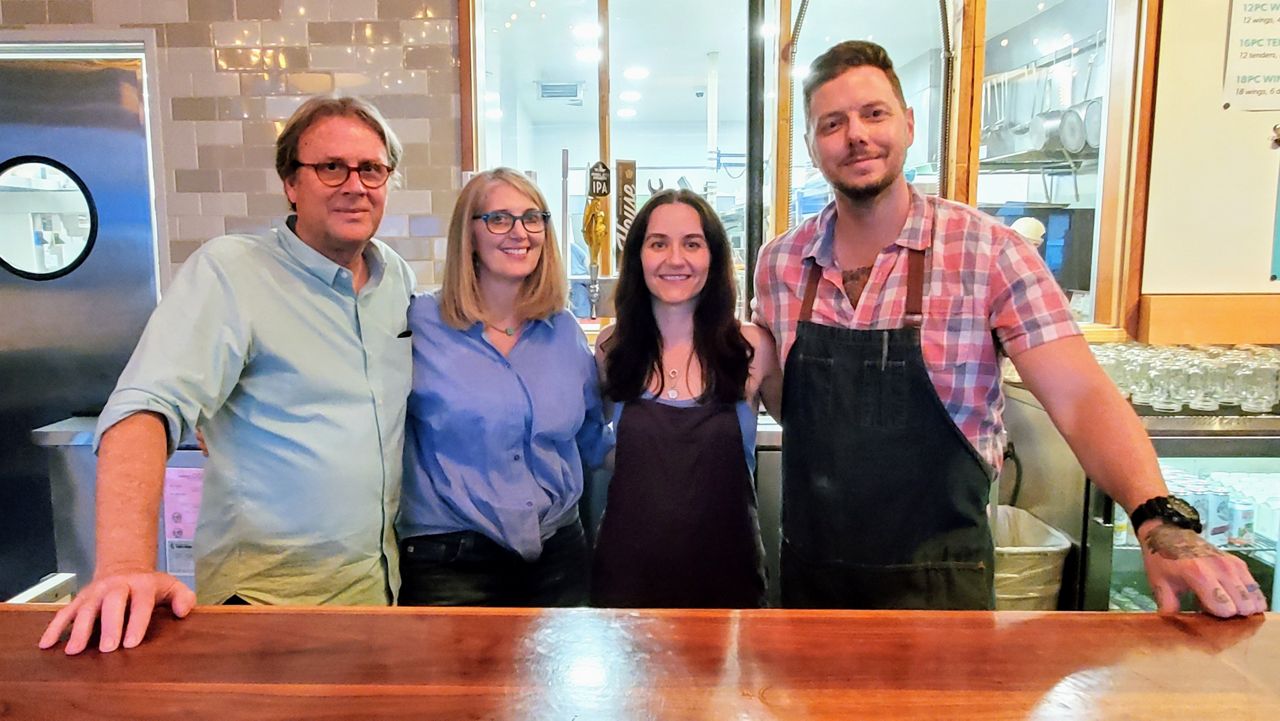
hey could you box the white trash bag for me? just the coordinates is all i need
[992,505,1072,611]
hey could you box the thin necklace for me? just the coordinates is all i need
[663,352,695,400]
[485,321,517,337]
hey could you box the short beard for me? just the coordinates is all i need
[832,167,899,205]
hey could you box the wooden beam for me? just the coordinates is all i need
[949,0,984,204]
[771,0,793,238]
[1122,0,1163,338]
[457,0,477,172]
[1139,295,1280,344]
[598,0,612,276]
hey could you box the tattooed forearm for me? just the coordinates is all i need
[1143,524,1220,560]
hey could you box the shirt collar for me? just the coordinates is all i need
[804,184,935,267]
[465,311,558,337]
[274,216,385,289]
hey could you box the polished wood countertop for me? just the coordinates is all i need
[1,606,1276,720]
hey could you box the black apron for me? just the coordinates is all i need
[780,242,996,610]
[591,397,766,608]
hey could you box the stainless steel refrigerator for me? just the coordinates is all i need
[0,39,163,597]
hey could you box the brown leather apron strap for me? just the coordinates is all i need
[903,248,925,329]
[798,261,822,323]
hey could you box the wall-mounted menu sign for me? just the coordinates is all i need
[1224,0,1280,110]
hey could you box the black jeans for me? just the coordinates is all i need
[398,521,588,607]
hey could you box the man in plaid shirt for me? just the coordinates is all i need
[754,40,1263,616]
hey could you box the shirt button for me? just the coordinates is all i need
[526,501,533,508]
[513,453,521,461]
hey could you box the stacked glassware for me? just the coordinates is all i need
[1090,343,1280,414]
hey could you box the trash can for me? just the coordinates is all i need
[992,505,1072,610]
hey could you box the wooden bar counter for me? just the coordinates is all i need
[1,606,1277,720]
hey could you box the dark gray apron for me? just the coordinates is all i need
[591,398,766,608]
[780,243,996,610]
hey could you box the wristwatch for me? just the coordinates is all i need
[1127,495,1202,535]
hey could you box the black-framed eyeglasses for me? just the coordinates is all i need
[472,210,551,234]
[294,161,393,188]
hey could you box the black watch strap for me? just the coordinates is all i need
[1128,495,1202,535]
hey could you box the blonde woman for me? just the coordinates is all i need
[397,168,612,606]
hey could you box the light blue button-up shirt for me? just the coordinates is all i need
[96,219,414,605]
[397,293,613,560]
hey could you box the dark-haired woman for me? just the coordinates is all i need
[590,189,779,608]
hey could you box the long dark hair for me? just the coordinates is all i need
[603,189,752,404]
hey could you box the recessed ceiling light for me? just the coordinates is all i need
[1032,37,1040,45]
[1000,38,1008,47]
[575,47,602,63]
[1037,2,1045,10]
[617,108,636,118]
[510,13,518,21]
[572,22,602,40]
[504,21,511,28]
[529,0,536,6]
[619,90,641,102]
[623,66,649,80]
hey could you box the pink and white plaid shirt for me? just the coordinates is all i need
[753,188,1081,471]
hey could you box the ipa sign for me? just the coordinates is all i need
[588,161,611,197]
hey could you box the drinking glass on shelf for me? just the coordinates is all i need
[1237,361,1279,413]
[1184,359,1220,411]
[1148,361,1186,413]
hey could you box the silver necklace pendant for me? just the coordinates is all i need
[666,388,679,399]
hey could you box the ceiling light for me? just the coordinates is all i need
[510,13,518,21]
[1000,38,1008,47]
[617,108,636,118]
[1032,37,1039,46]
[485,108,503,120]
[623,66,649,80]
[619,90,641,102]
[575,47,602,63]
[504,21,511,28]
[1037,2,1045,10]
[572,22,601,40]
[529,0,536,6]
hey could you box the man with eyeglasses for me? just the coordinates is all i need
[40,96,417,655]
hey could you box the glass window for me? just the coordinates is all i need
[473,0,766,318]
[779,0,946,228]
[976,0,1111,323]
[0,157,96,280]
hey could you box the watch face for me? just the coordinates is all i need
[1166,496,1200,522]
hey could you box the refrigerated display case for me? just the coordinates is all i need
[1081,416,1280,612]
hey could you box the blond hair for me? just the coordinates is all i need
[439,168,568,329]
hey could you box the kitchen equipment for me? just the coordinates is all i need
[1063,52,1101,154]
[0,39,163,598]
[1029,71,1083,154]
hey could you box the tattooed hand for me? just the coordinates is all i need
[1138,521,1268,617]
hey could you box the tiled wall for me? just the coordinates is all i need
[0,0,461,288]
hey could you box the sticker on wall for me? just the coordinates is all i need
[1223,0,1280,111]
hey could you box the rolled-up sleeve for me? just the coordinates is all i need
[95,248,251,455]
[987,229,1081,356]
[574,328,614,471]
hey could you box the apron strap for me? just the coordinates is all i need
[798,261,822,323]
[904,248,925,329]
[799,246,926,327]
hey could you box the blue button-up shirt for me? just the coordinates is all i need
[397,294,613,560]
[96,219,414,605]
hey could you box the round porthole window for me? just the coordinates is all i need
[0,156,98,281]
